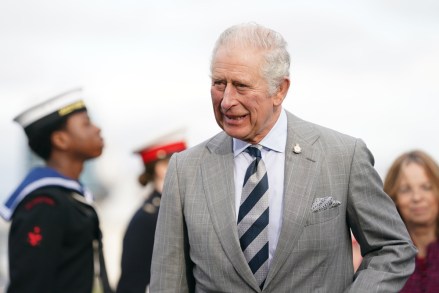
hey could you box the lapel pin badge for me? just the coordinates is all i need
[293,143,302,154]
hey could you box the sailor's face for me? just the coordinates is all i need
[63,111,104,159]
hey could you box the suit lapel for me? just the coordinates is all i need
[265,112,322,288]
[202,133,261,292]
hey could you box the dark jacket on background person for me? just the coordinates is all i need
[116,190,161,293]
[3,167,112,293]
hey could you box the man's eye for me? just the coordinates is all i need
[213,81,226,91]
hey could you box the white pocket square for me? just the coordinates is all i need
[311,196,341,212]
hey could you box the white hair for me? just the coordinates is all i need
[210,23,290,95]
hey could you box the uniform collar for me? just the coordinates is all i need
[0,166,92,221]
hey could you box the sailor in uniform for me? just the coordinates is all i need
[116,131,187,293]
[0,88,113,293]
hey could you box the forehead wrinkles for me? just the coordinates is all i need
[212,62,254,83]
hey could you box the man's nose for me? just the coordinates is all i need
[221,85,237,111]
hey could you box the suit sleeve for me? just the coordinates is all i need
[7,194,65,293]
[150,154,194,293]
[346,139,417,292]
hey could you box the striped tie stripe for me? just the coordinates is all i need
[239,208,269,251]
[237,145,269,289]
[237,173,269,223]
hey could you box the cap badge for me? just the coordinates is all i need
[156,150,167,160]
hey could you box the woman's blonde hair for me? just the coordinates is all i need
[384,150,439,236]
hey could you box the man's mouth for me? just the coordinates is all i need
[224,114,247,121]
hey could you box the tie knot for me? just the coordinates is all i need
[245,145,262,159]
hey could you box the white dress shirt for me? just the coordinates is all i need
[233,109,287,268]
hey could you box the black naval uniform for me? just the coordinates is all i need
[7,186,112,293]
[116,190,161,293]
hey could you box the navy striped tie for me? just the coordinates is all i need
[237,145,269,289]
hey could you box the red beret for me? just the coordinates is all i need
[134,128,187,164]
[138,141,187,164]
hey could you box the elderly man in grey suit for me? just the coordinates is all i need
[150,23,416,293]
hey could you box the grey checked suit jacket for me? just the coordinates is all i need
[150,111,416,293]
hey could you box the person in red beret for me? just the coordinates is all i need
[116,130,187,293]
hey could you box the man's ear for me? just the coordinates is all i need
[273,77,290,106]
[51,130,70,151]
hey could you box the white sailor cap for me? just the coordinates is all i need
[14,88,87,139]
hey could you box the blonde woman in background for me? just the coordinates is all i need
[384,150,439,293]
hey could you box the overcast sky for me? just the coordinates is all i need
[0,0,438,285]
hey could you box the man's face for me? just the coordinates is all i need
[210,47,286,144]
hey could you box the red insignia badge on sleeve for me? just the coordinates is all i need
[25,196,55,210]
[27,226,42,246]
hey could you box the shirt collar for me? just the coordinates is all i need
[233,108,287,157]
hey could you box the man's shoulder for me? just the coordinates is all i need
[286,111,358,146]
[177,131,230,158]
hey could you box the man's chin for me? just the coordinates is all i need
[224,128,248,141]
